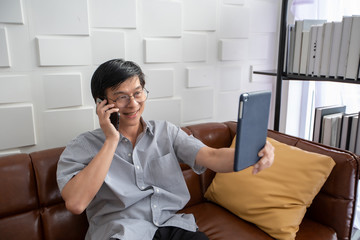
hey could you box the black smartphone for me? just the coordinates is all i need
[96,98,120,130]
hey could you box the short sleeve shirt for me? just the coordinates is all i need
[56,119,206,240]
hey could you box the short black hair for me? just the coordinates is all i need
[91,59,145,102]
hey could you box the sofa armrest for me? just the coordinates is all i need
[268,129,360,240]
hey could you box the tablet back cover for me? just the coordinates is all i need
[234,91,271,171]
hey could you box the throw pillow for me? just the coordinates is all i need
[204,137,335,240]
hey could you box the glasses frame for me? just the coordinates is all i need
[107,88,149,107]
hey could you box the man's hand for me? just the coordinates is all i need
[96,99,120,141]
[252,140,275,175]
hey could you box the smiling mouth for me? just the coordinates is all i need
[123,109,139,117]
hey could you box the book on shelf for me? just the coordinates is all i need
[355,115,360,155]
[328,22,343,78]
[337,16,353,78]
[340,113,358,150]
[320,22,333,77]
[313,105,346,143]
[313,25,324,77]
[307,25,319,76]
[299,31,310,75]
[345,16,360,80]
[287,24,295,74]
[321,112,343,147]
[292,19,326,74]
[285,24,295,74]
[349,115,359,153]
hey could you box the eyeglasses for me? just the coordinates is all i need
[107,88,149,107]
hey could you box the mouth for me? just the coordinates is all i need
[122,109,140,118]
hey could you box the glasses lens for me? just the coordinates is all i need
[116,88,148,107]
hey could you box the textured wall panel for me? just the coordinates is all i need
[217,92,239,122]
[31,0,89,35]
[219,66,242,91]
[183,0,216,31]
[187,67,215,88]
[249,34,270,59]
[144,69,174,99]
[143,99,181,126]
[142,0,182,37]
[91,30,125,65]
[223,0,245,5]
[37,37,91,66]
[89,0,136,28]
[219,39,248,61]
[219,6,249,38]
[43,108,94,148]
[250,0,278,33]
[0,105,36,150]
[43,74,83,109]
[144,38,182,63]
[0,28,11,67]
[0,75,31,103]
[183,33,207,62]
[182,89,214,122]
[0,0,24,23]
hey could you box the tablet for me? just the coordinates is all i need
[234,91,271,172]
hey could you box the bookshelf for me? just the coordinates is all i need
[256,0,360,132]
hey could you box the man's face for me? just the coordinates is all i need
[105,76,145,128]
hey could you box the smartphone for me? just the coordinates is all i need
[96,98,120,130]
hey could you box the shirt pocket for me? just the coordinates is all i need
[146,152,184,189]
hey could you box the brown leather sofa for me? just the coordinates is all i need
[0,121,359,240]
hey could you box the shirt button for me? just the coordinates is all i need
[128,153,132,157]
[154,220,158,225]
[124,139,128,142]
[153,204,157,208]
[136,165,140,170]
[156,188,160,193]
[141,186,145,190]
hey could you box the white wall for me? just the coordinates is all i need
[0,0,280,155]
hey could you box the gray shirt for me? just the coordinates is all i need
[57,119,206,240]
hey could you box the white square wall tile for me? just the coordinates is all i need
[217,92,239,122]
[0,75,31,103]
[219,6,249,38]
[219,66,242,91]
[183,0,217,31]
[0,105,36,150]
[249,35,270,60]
[250,0,278,33]
[91,31,125,65]
[0,28,11,67]
[143,99,181,126]
[183,33,207,62]
[89,0,136,28]
[31,0,89,35]
[142,0,182,37]
[223,0,245,5]
[43,74,83,109]
[187,67,215,88]
[219,39,249,61]
[43,107,95,148]
[37,37,91,66]
[0,0,24,23]
[144,69,174,99]
[144,38,182,63]
[182,89,214,122]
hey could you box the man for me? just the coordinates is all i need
[57,59,274,240]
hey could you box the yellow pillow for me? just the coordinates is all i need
[204,137,335,240]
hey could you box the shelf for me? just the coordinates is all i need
[254,70,360,84]
[253,70,277,76]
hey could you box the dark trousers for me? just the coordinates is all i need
[152,227,209,240]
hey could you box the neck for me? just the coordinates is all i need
[118,120,143,147]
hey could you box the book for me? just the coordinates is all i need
[337,16,353,78]
[313,25,325,77]
[321,112,343,147]
[292,19,326,74]
[313,105,346,143]
[328,22,343,78]
[299,31,310,75]
[340,113,358,150]
[288,24,296,74]
[349,114,359,152]
[307,25,319,76]
[284,24,294,74]
[355,113,360,155]
[345,16,360,80]
[320,22,334,77]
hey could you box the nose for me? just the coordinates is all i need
[127,95,139,107]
